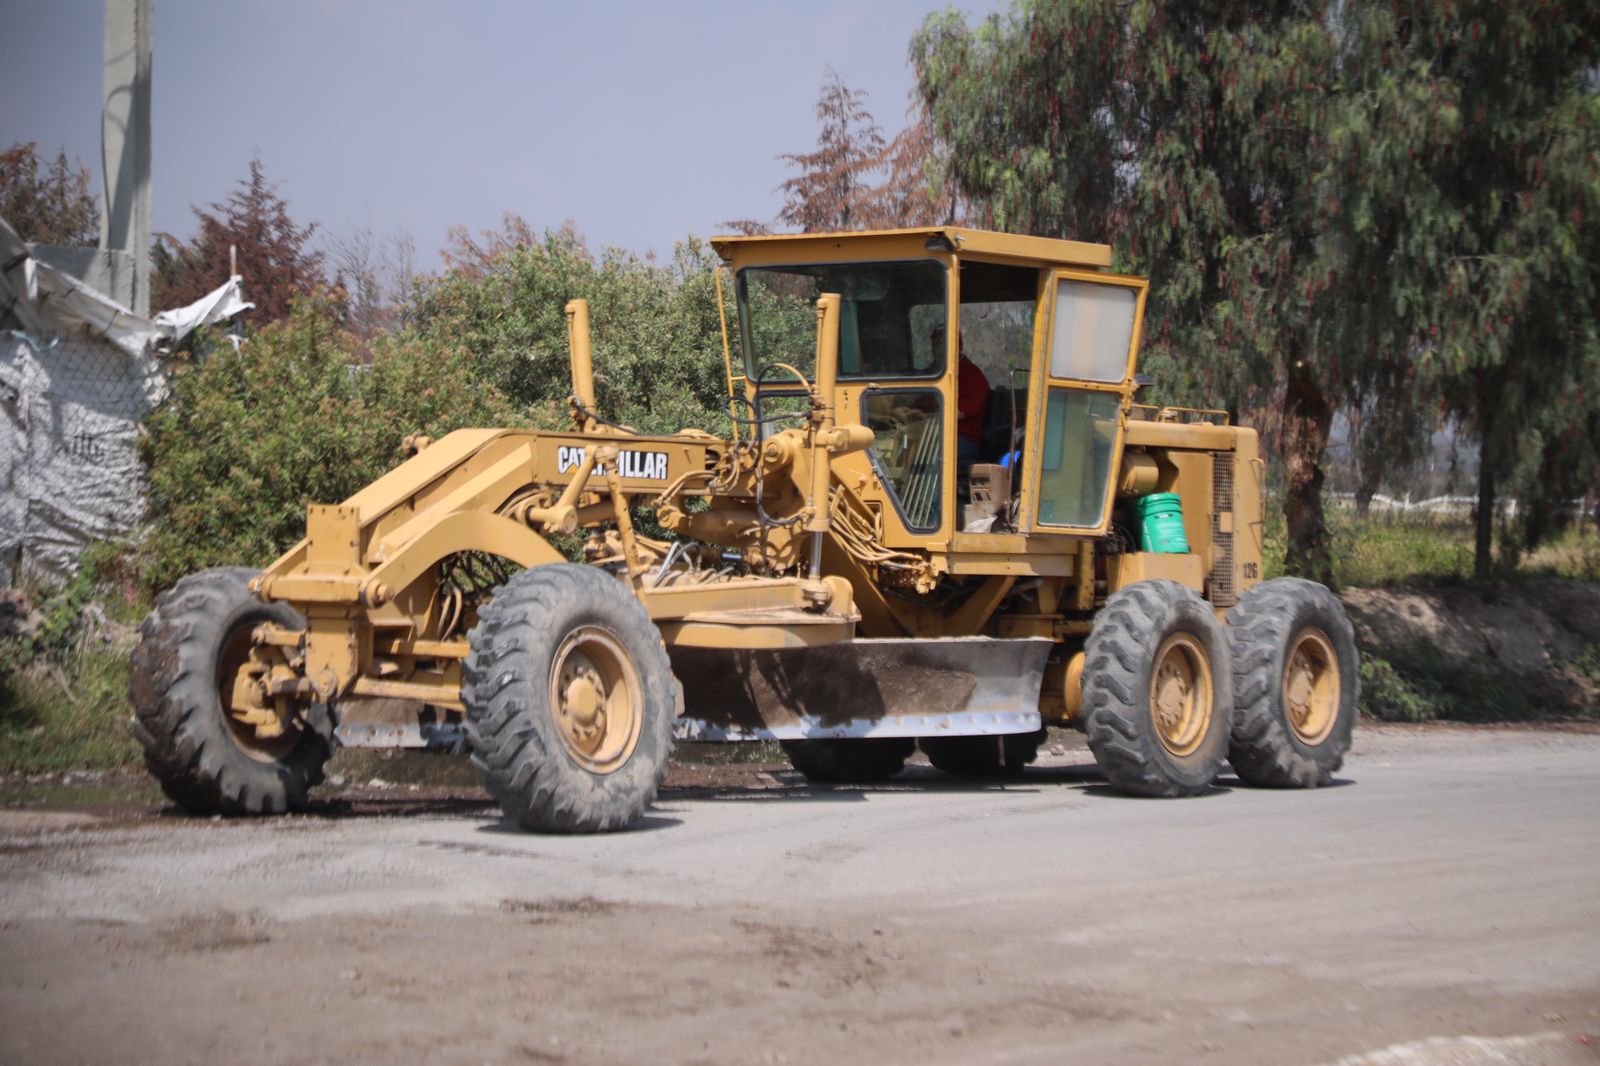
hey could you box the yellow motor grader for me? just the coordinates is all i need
[129,227,1358,832]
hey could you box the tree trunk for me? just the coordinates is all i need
[1475,431,1494,580]
[1354,459,1381,520]
[1282,360,1335,587]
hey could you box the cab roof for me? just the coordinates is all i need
[710,227,1113,271]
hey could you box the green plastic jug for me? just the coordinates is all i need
[1136,493,1190,554]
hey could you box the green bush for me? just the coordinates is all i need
[407,227,734,437]
[1358,654,1438,722]
[1565,642,1600,684]
[139,295,529,592]
[1355,641,1585,723]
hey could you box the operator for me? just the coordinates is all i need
[932,325,991,463]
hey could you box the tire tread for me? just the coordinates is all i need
[1226,578,1359,788]
[462,564,677,833]
[1081,579,1233,798]
[128,568,333,817]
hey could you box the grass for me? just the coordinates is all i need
[0,649,141,773]
[1,545,148,774]
[1262,500,1600,588]
[1522,528,1600,582]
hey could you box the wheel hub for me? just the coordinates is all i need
[550,627,642,774]
[1154,661,1190,730]
[1283,628,1339,745]
[1148,633,1213,758]
[564,674,603,726]
[217,628,298,762]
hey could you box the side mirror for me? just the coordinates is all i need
[1133,372,1154,398]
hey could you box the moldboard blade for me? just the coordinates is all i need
[670,636,1051,741]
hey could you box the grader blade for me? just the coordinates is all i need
[671,637,1052,741]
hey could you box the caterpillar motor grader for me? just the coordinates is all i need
[129,227,1358,832]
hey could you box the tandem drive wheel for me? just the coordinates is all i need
[462,564,679,833]
[1081,580,1234,797]
[1225,577,1359,788]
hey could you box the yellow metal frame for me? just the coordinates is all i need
[711,227,1113,272]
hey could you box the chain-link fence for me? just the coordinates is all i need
[1,329,166,585]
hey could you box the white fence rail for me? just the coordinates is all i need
[1326,493,1591,518]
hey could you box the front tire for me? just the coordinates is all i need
[1226,577,1359,788]
[920,730,1045,777]
[128,567,334,816]
[781,738,914,783]
[462,564,678,833]
[1082,580,1233,797]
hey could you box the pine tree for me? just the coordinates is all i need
[775,68,890,233]
[153,157,325,322]
[0,142,99,246]
[879,102,976,227]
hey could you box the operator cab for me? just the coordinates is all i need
[713,228,1144,546]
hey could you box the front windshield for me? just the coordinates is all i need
[736,260,947,384]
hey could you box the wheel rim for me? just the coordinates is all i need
[217,625,297,763]
[1149,632,1213,757]
[549,625,643,774]
[1283,627,1340,745]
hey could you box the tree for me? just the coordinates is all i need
[153,157,325,321]
[1326,3,1600,576]
[912,2,1352,582]
[879,101,977,227]
[326,222,416,341]
[0,142,99,246]
[775,68,891,233]
[753,72,970,235]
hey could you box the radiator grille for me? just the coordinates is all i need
[1210,452,1237,607]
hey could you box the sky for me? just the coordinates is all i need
[1,0,1006,273]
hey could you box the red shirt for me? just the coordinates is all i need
[958,356,991,447]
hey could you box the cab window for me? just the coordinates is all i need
[1049,281,1136,382]
[736,261,947,383]
[1035,389,1121,527]
[862,388,943,532]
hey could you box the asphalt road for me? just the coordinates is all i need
[3,725,1598,1065]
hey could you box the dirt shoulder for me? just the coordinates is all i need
[1342,578,1600,719]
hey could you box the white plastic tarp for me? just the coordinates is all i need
[1,215,252,583]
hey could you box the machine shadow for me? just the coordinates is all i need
[660,760,1107,805]
[245,762,1326,829]
[474,812,685,836]
[1078,781,1234,799]
[296,794,499,820]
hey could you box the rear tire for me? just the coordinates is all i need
[781,738,914,783]
[128,567,334,816]
[1082,580,1233,797]
[463,564,678,833]
[1226,577,1359,788]
[920,730,1045,777]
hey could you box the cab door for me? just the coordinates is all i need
[1020,270,1149,535]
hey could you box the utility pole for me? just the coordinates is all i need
[100,0,153,316]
